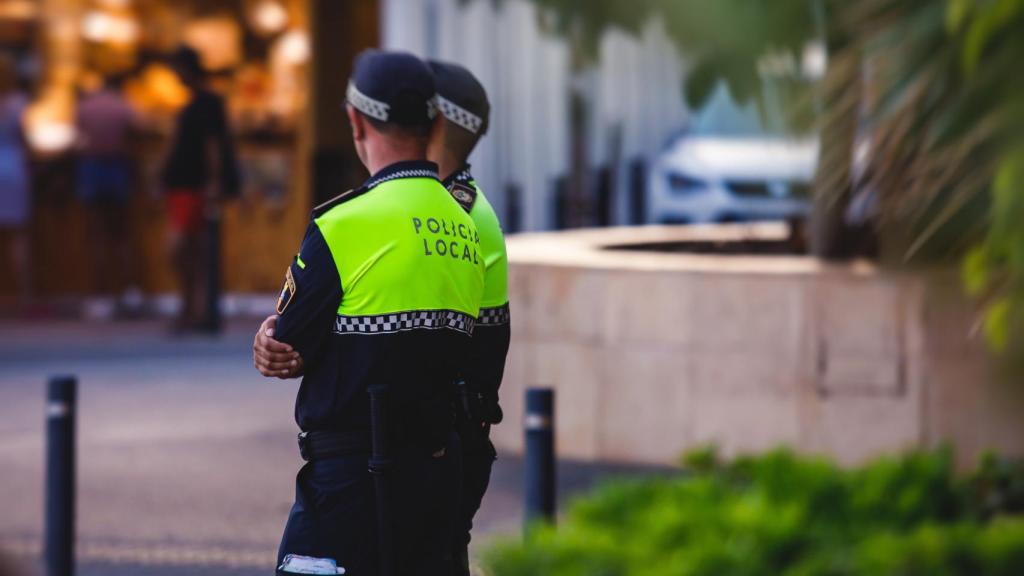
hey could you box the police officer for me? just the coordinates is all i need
[426,60,510,575]
[256,50,484,576]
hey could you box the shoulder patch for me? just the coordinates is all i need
[276,267,297,314]
[447,182,478,213]
[312,188,367,218]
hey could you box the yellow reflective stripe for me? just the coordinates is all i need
[296,254,306,269]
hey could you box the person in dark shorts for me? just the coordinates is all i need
[161,46,239,332]
[0,54,31,311]
[76,74,139,312]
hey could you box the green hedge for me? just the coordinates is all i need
[484,449,1024,576]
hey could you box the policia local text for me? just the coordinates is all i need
[413,216,481,264]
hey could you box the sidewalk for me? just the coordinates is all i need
[0,320,673,575]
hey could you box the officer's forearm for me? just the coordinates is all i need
[274,312,331,372]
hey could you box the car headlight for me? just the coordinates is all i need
[666,172,707,195]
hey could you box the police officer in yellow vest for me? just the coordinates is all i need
[261,50,484,576]
[426,60,510,576]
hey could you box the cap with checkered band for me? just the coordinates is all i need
[427,60,490,135]
[347,49,439,126]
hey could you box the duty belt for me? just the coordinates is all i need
[297,430,372,461]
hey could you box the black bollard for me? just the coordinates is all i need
[45,376,76,576]
[524,387,555,530]
[202,206,223,335]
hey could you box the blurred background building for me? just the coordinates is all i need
[384,0,687,231]
[2,2,1024,573]
[0,0,323,311]
[0,0,822,311]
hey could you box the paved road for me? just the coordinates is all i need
[0,320,671,575]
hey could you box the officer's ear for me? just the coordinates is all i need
[427,114,445,149]
[425,117,447,166]
[346,104,366,142]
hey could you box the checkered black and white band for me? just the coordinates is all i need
[334,309,476,336]
[449,167,473,185]
[364,168,439,191]
[426,96,440,119]
[438,96,483,134]
[347,82,390,121]
[477,303,510,327]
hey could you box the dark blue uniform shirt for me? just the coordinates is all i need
[275,161,470,448]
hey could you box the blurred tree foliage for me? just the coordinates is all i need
[525,0,816,111]
[948,0,1024,351]
[503,0,1024,350]
[849,0,1024,351]
[484,448,1024,575]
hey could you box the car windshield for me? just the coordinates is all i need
[689,84,789,138]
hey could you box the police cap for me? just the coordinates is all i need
[428,60,490,135]
[347,49,439,126]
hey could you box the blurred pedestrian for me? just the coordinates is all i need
[161,46,239,333]
[0,53,32,311]
[76,74,141,318]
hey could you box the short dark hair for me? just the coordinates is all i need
[361,112,433,141]
[441,119,483,162]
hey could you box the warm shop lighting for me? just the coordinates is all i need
[26,120,75,153]
[82,10,140,44]
[251,0,288,36]
[96,0,132,9]
[24,92,76,154]
[277,29,310,64]
[0,0,37,20]
[183,18,242,70]
[125,64,191,112]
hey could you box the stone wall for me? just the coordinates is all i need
[490,224,1024,468]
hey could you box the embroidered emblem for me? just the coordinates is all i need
[277,267,297,315]
[447,182,477,212]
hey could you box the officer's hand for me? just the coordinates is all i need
[253,315,304,379]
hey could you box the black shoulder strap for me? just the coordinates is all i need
[311,188,367,218]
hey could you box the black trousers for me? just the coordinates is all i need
[277,433,462,576]
[454,430,497,576]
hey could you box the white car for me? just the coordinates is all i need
[647,135,819,224]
